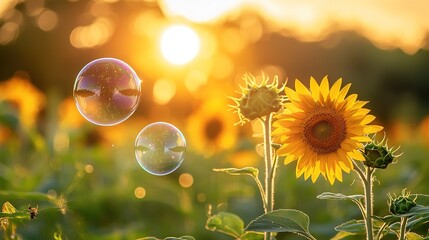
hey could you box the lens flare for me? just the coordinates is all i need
[160,25,200,65]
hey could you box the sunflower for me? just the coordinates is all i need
[272,76,383,184]
[186,93,238,157]
[0,75,45,129]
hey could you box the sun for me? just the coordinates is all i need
[160,25,200,65]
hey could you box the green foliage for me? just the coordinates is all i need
[245,209,315,239]
[206,211,244,238]
[205,211,263,240]
[405,232,424,240]
[213,167,259,179]
[138,236,195,240]
[316,192,365,212]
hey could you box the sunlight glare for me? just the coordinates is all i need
[160,25,200,65]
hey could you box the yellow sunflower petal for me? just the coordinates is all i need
[352,136,373,143]
[296,158,308,178]
[327,170,335,185]
[311,160,321,182]
[284,87,300,102]
[345,94,358,108]
[337,83,351,102]
[295,79,311,96]
[329,78,342,100]
[304,163,313,180]
[319,76,330,100]
[364,125,384,134]
[298,93,316,109]
[335,164,343,182]
[347,149,365,161]
[361,115,376,125]
[309,77,320,100]
[336,148,352,173]
[284,102,302,112]
[284,154,296,165]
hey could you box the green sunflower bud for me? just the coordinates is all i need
[363,137,400,169]
[389,189,417,215]
[230,73,287,125]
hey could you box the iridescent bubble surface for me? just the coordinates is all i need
[135,122,186,176]
[73,58,141,126]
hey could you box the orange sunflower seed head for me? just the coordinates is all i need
[230,73,287,125]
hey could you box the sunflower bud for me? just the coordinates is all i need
[389,189,417,215]
[230,73,286,125]
[363,137,400,169]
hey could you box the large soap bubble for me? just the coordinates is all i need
[73,58,141,126]
[135,122,186,176]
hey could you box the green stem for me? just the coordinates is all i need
[353,161,374,240]
[253,175,268,213]
[375,222,388,240]
[399,217,408,240]
[364,167,374,240]
[262,113,274,240]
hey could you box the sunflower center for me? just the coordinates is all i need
[204,117,223,140]
[303,107,346,154]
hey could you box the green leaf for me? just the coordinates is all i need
[0,191,51,201]
[137,236,195,240]
[331,231,357,240]
[335,220,366,234]
[407,213,429,230]
[316,192,364,202]
[383,205,429,231]
[205,212,244,238]
[406,232,424,240]
[241,231,264,240]
[0,212,28,219]
[245,209,314,239]
[412,194,429,206]
[213,167,259,178]
[317,192,365,217]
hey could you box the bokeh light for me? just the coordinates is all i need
[160,24,200,65]
[152,78,176,105]
[134,187,146,199]
[178,173,194,188]
[1,0,429,239]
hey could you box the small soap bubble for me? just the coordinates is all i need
[73,58,141,126]
[135,122,186,176]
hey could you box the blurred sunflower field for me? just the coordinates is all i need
[1,0,429,239]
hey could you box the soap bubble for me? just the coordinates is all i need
[73,58,141,126]
[135,122,186,176]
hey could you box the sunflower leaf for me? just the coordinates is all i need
[405,232,424,240]
[137,236,195,240]
[213,167,259,179]
[412,194,429,206]
[205,211,244,238]
[245,209,315,239]
[316,192,364,201]
[334,219,366,234]
[317,192,365,214]
[241,231,264,240]
[330,231,358,240]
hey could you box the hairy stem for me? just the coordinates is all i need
[375,222,388,240]
[253,175,268,213]
[364,167,374,240]
[399,217,408,240]
[353,161,374,240]
[262,113,274,240]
